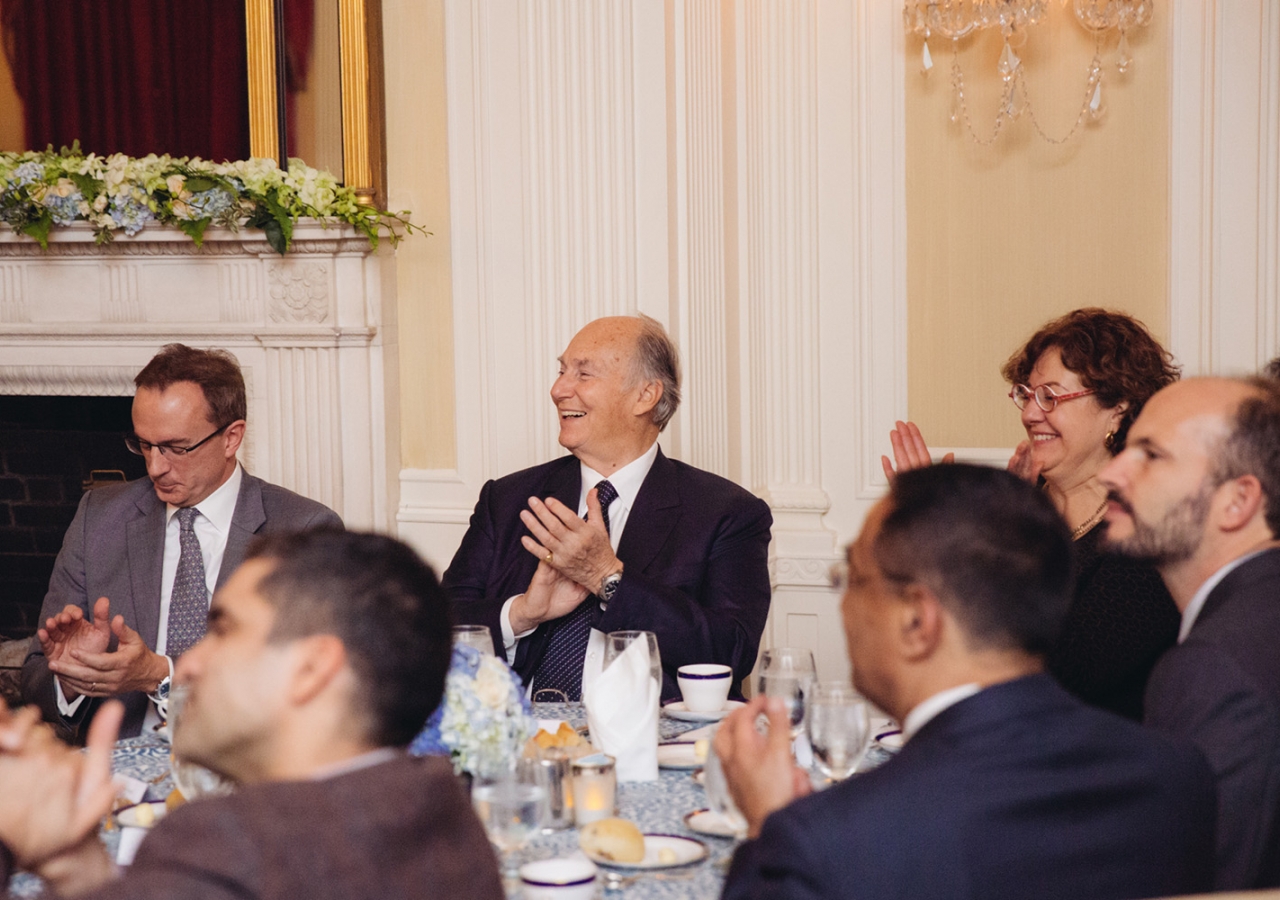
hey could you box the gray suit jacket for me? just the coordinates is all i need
[1144,547,1280,890]
[21,472,341,741]
[0,754,504,900]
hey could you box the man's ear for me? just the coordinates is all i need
[286,634,348,705]
[223,419,246,459]
[897,583,943,662]
[631,380,662,418]
[1216,475,1266,532]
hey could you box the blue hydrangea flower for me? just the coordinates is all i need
[42,188,84,225]
[184,187,235,220]
[409,644,535,775]
[109,192,155,236]
[11,162,42,187]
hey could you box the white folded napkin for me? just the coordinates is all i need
[583,638,659,782]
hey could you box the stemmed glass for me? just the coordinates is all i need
[452,624,496,655]
[603,630,662,688]
[806,681,870,782]
[757,647,816,739]
[470,758,548,879]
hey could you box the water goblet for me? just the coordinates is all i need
[757,647,816,739]
[471,758,549,878]
[452,624,496,655]
[806,681,870,782]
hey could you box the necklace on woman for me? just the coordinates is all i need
[1071,497,1109,541]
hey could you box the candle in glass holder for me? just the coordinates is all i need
[571,753,616,826]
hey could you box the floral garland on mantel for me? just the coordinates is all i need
[0,144,419,255]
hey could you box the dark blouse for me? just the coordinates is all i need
[1047,522,1181,721]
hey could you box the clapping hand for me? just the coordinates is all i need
[44,597,168,699]
[1006,440,1044,484]
[713,696,813,839]
[518,486,620,595]
[509,560,591,635]
[880,421,953,483]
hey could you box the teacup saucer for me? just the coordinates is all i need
[661,700,745,723]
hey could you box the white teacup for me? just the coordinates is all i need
[518,857,598,900]
[677,663,733,712]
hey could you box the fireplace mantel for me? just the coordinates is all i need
[0,222,396,530]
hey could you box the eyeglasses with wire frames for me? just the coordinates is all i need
[1008,383,1095,413]
[125,423,230,459]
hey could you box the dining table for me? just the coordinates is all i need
[8,702,896,900]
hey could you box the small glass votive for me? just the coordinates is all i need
[536,746,576,831]
[571,753,616,826]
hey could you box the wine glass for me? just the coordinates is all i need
[471,758,548,878]
[806,681,870,782]
[757,647,816,739]
[452,624,496,655]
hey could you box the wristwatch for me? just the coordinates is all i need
[599,571,623,604]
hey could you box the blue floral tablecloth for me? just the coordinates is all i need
[8,705,896,900]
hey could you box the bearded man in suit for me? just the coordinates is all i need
[0,529,502,900]
[22,344,341,742]
[1101,376,1280,890]
[444,315,773,701]
[718,464,1216,900]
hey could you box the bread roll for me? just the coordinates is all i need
[579,817,645,863]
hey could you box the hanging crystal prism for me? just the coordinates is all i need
[1088,79,1106,122]
[997,39,1020,82]
[922,39,934,74]
[1116,31,1133,73]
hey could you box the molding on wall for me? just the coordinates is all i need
[1168,0,1280,375]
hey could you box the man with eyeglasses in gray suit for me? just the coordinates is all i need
[21,344,340,743]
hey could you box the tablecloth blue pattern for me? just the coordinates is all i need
[8,705,896,900]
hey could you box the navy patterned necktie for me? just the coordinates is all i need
[533,480,619,701]
[167,507,209,657]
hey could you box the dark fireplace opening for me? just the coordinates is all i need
[0,397,147,641]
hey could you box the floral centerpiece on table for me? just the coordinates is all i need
[410,645,536,777]
[0,143,418,255]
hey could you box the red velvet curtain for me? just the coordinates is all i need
[0,0,312,163]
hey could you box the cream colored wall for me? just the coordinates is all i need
[906,11,1170,450]
[382,0,457,471]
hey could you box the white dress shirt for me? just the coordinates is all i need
[57,465,243,729]
[500,441,660,696]
[901,682,982,741]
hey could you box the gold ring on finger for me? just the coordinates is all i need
[545,553,554,565]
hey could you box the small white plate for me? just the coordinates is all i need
[583,834,709,870]
[657,742,704,769]
[683,808,739,838]
[661,700,746,723]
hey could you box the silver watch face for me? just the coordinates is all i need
[601,573,622,601]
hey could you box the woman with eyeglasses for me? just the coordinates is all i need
[882,308,1182,721]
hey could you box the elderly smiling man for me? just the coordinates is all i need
[444,314,772,701]
[0,529,502,900]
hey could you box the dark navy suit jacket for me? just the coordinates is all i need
[724,675,1216,900]
[1145,547,1280,890]
[442,448,773,699]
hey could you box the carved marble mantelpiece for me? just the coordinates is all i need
[0,222,394,530]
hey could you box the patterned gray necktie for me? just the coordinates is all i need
[533,480,619,701]
[167,507,209,657]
